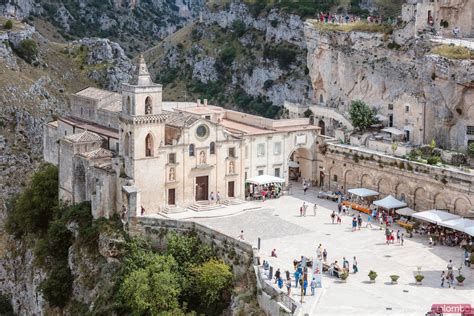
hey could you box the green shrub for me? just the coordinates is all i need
[13,39,39,63]
[219,46,237,65]
[4,20,13,30]
[263,43,298,69]
[40,263,73,308]
[231,20,246,37]
[368,270,377,280]
[0,293,13,316]
[349,100,376,132]
[467,143,474,157]
[192,259,233,306]
[427,156,440,165]
[5,164,58,237]
[414,274,424,282]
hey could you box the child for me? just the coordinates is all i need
[310,277,317,295]
[286,278,291,295]
[337,215,342,224]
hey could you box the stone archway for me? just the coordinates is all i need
[377,177,392,197]
[395,182,411,205]
[288,147,314,183]
[434,192,450,211]
[414,187,429,211]
[344,169,358,192]
[360,173,375,190]
[318,120,326,136]
[453,196,472,216]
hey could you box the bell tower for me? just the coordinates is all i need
[119,54,166,177]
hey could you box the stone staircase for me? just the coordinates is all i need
[162,206,187,214]
[187,201,225,212]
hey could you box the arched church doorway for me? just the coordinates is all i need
[318,120,326,135]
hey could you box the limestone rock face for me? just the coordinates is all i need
[304,22,474,149]
[68,38,134,91]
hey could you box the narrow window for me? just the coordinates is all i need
[145,134,153,157]
[189,144,195,157]
[210,142,215,155]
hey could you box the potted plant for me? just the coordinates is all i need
[470,254,474,269]
[340,272,349,283]
[414,274,424,285]
[456,274,465,286]
[368,270,377,283]
[390,275,400,284]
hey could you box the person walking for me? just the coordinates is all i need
[342,257,349,273]
[286,278,292,295]
[313,203,317,216]
[366,214,372,228]
[323,249,328,262]
[396,230,401,243]
[303,278,308,296]
[303,183,308,195]
[310,277,317,296]
[303,202,308,217]
[331,211,336,224]
[337,215,342,224]
[300,205,303,217]
[275,268,281,284]
[464,250,470,267]
[238,230,244,240]
[209,192,215,204]
[353,256,358,273]
[357,214,362,230]
[294,270,300,288]
[352,217,357,231]
[316,244,322,260]
[401,233,404,246]
[277,277,284,289]
[216,191,221,204]
[440,271,445,287]
[338,202,342,213]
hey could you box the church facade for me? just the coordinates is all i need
[43,56,320,218]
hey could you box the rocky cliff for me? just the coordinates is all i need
[145,2,312,117]
[1,0,205,55]
[304,21,473,150]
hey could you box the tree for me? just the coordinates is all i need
[4,20,13,30]
[192,259,233,306]
[14,39,38,64]
[348,100,376,132]
[467,143,474,157]
[119,255,182,315]
[5,164,58,237]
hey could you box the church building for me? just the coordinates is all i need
[43,56,320,218]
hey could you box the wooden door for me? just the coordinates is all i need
[168,188,175,205]
[228,181,235,198]
[195,176,209,201]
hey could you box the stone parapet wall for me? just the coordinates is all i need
[322,142,474,216]
[130,217,301,315]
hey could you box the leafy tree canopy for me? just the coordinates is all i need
[348,100,376,132]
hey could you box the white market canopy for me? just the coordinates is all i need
[395,207,416,217]
[411,210,461,224]
[438,218,474,235]
[347,188,379,198]
[381,127,405,136]
[374,195,407,209]
[246,175,286,185]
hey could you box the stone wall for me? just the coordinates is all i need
[320,140,474,216]
[130,217,301,315]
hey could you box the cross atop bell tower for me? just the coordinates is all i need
[134,54,153,86]
[121,53,162,116]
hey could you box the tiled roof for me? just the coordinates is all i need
[64,131,103,143]
[166,113,199,128]
[80,148,114,159]
[74,87,119,101]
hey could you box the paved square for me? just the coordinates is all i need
[159,187,474,315]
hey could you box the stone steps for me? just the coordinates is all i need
[188,201,225,212]
[162,206,187,214]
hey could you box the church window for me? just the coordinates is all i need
[189,144,195,156]
[319,94,324,103]
[145,96,152,115]
[273,142,281,155]
[228,147,235,158]
[257,143,265,157]
[145,133,154,157]
[127,96,132,114]
[196,124,209,139]
[124,133,130,156]
[466,126,474,135]
[168,153,176,164]
[210,142,215,155]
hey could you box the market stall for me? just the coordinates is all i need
[246,175,285,200]
[438,218,474,235]
[374,195,407,218]
[395,207,416,229]
[342,188,379,215]
[411,210,460,224]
